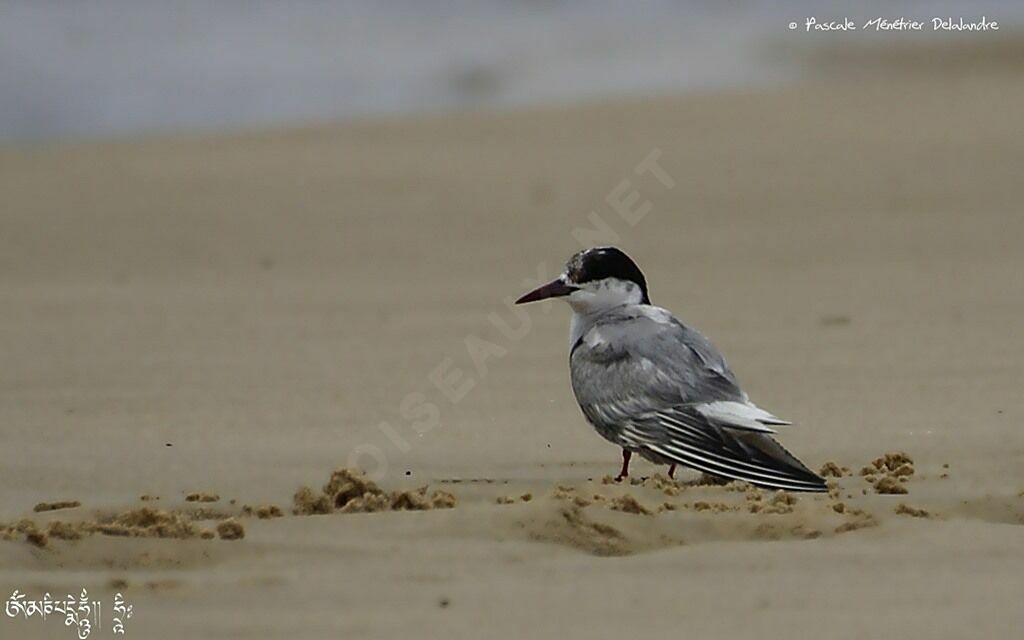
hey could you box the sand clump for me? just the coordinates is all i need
[496,494,533,505]
[293,468,457,515]
[871,452,915,475]
[747,491,797,515]
[216,519,245,540]
[855,452,916,494]
[599,472,698,494]
[1,520,36,544]
[691,473,731,487]
[835,508,879,534]
[292,486,332,515]
[183,506,235,521]
[25,528,49,548]
[608,494,652,515]
[185,492,221,503]
[47,521,84,540]
[692,501,740,514]
[241,504,284,519]
[835,519,877,534]
[818,462,848,478]
[826,481,842,500]
[33,500,81,512]
[550,486,594,508]
[551,485,576,500]
[874,476,909,495]
[894,503,933,518]
[861,452,915,478]
[95,507,203,539]
[751,522,821,542]
[1,520,50,547]
[723,480,754,492]
[1,503,259,547]
[763,492,798,514]
[644,474,685,496]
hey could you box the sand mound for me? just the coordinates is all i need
[527,504,630,557]
[514,485,858,556]
[2,454,939,555]
[292,468,457,515]
[504,470,918,556]
[0,503,262,548]
[94,507,204,539]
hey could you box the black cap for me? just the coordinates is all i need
[565,247,650,304]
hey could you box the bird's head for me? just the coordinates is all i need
[515,246,650,312]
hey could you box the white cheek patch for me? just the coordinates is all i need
[566,278,644,320]
[584,279,641,305]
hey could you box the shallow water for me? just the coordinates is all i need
[3,0,1022,143]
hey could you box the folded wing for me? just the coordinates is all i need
[625,405,826,492]
[570,307,826,492]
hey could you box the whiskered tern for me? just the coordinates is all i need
[516,246,826,492]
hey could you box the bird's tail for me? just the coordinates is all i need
[635,407,828,493]
[732,432,828,493]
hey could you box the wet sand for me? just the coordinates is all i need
[2,50,1024,638]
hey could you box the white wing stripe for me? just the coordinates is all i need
[696,401,791,430]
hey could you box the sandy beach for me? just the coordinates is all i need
[2,47,1024,639]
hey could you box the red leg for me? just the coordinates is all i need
[615,449,632,481]
[668,464,676,479]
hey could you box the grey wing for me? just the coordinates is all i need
[569,309,744,427]
[570,310,826,492]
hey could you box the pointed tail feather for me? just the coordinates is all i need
[629,406,827,493]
